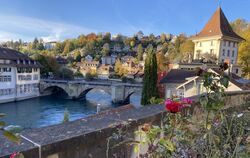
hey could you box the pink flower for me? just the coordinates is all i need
[10,152,17,158]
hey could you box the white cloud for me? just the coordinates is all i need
[0,14,96,42]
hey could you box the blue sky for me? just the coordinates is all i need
[0,0,249,42]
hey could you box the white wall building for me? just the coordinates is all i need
[191,7,244,75]
[0,48,41,103]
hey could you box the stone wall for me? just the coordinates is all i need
[0,91,249,158]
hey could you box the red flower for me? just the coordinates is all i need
[165,99,183,113]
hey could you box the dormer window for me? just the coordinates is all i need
[17,60,20,64]
[211,41,214,46]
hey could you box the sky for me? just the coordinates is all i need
[0,0,249,42]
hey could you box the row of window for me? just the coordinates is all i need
[17,68,39,73]
[0,67,11,72]
[223,41,237,48]
[0,76,11,82]
[17,84,39,94]
[222,49,235,57]
[17,60,37,65]
[18,74,39,81]
[0,88,14,96]
[197,41,238,48]
[0,60,11,64]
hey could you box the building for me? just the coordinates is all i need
[182,7,245,76]
[101,55,117,65]
[43,41,57,50]
[85,55,93,62]
[0,47,41,103]
[78,61,99,76]
[97,65,113,79]
[160,69,250,99]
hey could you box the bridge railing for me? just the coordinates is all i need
[40,79,143,87]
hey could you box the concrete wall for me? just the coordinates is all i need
[1,91,248,158]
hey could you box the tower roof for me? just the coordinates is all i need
[192,7,244,41]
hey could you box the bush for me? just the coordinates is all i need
[85,72,97,81]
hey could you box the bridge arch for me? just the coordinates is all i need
[40,85,70,98]
[76,87,111,100]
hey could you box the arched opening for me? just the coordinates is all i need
[77,88,112,108]
[41,86,69,99]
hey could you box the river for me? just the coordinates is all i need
[0,90,141,129]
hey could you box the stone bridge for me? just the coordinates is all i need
[40,79,143,104]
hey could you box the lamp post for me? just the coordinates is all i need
[97,104,101,114]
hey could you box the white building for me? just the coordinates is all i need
[160,69,250,99]
[190,7,244,75]
[43,41,57,50]
[0,47,41,103]
[101,55,117,65]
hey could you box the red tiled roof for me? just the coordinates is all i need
[192,7,244,41]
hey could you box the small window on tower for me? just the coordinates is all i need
[236,69,239,74]
[211,41,213,46]
[227,50,230,57]
[224,41,226,46]
[232,51,235,57]
[228,41,231,47]
[222,49,225,56]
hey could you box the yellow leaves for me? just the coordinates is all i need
[3,131,20,144]
[206,124,211,130]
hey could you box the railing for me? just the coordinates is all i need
[40,79,143,87]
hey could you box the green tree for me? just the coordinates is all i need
[32,38,39,50]
[101,43,110,57]
[74,50,82,62]
[141,46,159,105]
[137,44,144,61]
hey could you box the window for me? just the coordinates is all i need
[233,42,236,47]
[222,49,225,56]
[232,50,235,57]
[0,76,11,82]
[33,74,39,80]
[227,50,230,57]
[224,41,226,46]
[211,40,214,46]
[222,59,224,63]
[236,69,239,74]
[199,42,202,47]
[210,49,214,54]
[228,41,231,47]
[231,60,234,64]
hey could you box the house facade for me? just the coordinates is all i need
[184,7,245,76]
[160,69,249,99]
[0,47,41,103]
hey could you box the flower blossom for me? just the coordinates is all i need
[165,99,183,113]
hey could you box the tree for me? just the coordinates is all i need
[141,46,159,105]
[32,38,39,50]
[137,44,144,61]
[63,40,74,55]
[160,33,166,43]
[101,43,110,57]
[156,51,168,72]
[103,32,111,43]
[74,50,82,62]
[114,59,127,76]
[180,40,194,62]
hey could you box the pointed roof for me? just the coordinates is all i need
[193,7,244,41]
